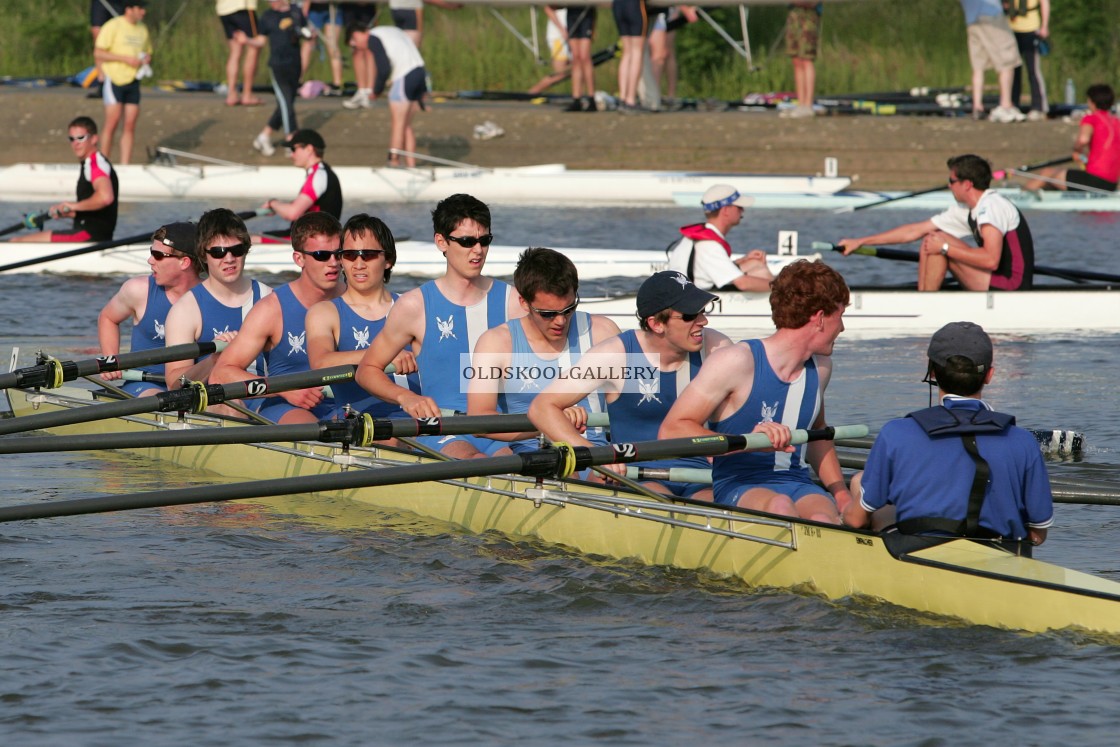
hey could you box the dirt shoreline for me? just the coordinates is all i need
[2,87,1078,190]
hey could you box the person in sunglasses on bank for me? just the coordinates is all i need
[466,247,619,461]
[306,213,420,426]
[163,209,272,393]
[256,129,342,242]
[212,212,345,423]
[95,221,201,397]
[357,193,525,459]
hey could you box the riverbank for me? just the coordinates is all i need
[2,87,1078,190]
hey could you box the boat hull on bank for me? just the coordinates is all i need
[5,385,1120,637]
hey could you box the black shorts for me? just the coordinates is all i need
[611,0,647,38]
[340,2,378,28]
[566,6,597,40]
[390,8,419,31]
[90,0,125,28]
[105,79,141,105]
[1065,168,1118,192]
[220,9,259,39]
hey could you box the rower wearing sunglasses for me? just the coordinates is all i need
[212,212,345,423]
[163,209,272,395]
[95,221,202,396]
[357,193,525,459]
[306,213,421,424]
[529,271,731,499]
[466,247,619,462]
[14,116,119,244]
[257,129,342,242]
[660,261,852,524]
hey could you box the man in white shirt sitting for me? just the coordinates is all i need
[667,184,774,292]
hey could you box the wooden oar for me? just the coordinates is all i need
[0,208,267,274]
[0,365,356,437]
[0,411,614,454]
[835,156,1074,213]
[0,425,868,523]
[0,211,48,238]
[0,341,225,391]
[816,242,1120,286]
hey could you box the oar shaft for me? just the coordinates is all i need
[0,424,868,523]
[827,243,1120,285]
[0,341,223,391]
[0,365,356,436]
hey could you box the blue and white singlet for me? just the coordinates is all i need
[328,293,419,418]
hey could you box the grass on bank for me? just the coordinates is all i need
[3,0,1119,101]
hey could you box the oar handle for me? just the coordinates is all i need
[0,341,226,391]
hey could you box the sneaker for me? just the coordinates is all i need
[343,90,371,110]
[989,106,1026,123]
[252,134,275,157]
[787,104,816,118]
[579,96,595,112]
[1026,109,1047,121]
[324,84,343,97]
[564,98,583,112]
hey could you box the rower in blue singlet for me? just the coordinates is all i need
[529,270,731,499]
[659,261,852,524]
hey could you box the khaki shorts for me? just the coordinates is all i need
[967,15,1022,72]
[785,6,821,60]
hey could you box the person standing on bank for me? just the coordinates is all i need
[94,0,152,165]
[842,321,1053,557]
[243,0,309,157]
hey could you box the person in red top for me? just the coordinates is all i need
[14,116,119,243]
[1025,83,1120,194]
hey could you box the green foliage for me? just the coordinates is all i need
[0,0,1116,98]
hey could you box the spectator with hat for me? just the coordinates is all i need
[666,184,775,292]
[258,128,342,241]
[530,270,731,499]
[843,321,1054,557]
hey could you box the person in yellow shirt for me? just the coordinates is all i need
[94,0,152,165]
[1008,0,1050,120]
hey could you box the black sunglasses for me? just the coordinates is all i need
[150,247,183,261]
[340,248,386,261]
[297,248,342,262]
[205,242,250,259]
[68,134,89,143]
[670,301,716,323]
[443,233,494,248]
[530,296,580,320]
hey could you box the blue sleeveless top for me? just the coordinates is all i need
[711,339,821,501]
[611,329,708,470]
[499,311,606,454]
[417,279,511,413]
[131,276,173,377]
[329,293,420,418]
[191,279,269,375]
[263,283,335,413]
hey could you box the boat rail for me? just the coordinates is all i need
[19,387,798,552]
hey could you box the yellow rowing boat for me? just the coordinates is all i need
[5,384,1120,637]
